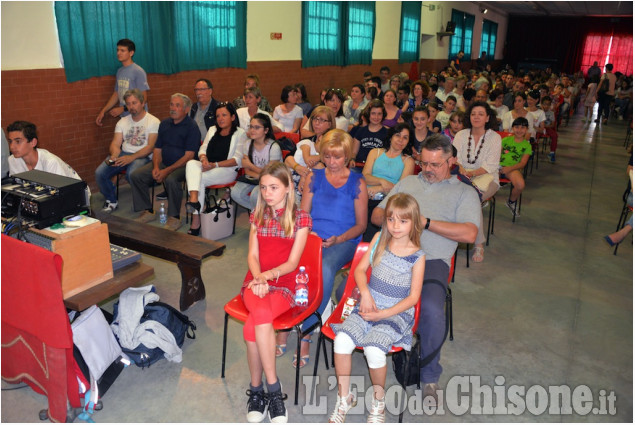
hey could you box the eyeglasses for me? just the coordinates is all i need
[248,125,264,130]
[420,159,449,169]
[312,117,332,124]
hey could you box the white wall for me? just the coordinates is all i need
[420,1,507,60]
[1,1,507,71]
[1,1,62,70]
[246,1,302,61]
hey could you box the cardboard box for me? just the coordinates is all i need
[31,222,113,299]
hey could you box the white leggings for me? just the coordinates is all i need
[185,160,237,213]
[333,332,386,369]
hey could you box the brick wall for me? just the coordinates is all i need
[1,58,444,191]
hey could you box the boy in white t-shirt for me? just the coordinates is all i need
[436,95,457,129]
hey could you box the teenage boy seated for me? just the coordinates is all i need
[396,85,410,109]
[436,95,457,129]
[500,117,532,217]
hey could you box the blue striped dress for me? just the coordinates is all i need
[331,248,425,352]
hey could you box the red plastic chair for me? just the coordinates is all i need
[311,242,424,423]
[221,233,323,405]
[275,132,300,144]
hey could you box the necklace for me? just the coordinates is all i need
[466,130,485,165]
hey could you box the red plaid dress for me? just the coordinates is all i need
[242,208,312,306]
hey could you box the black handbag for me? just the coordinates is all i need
[236,174,259,185]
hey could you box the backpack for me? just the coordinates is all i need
[112,301,196,368]
[598,77,610,95]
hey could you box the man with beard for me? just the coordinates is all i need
[95,89,159,212]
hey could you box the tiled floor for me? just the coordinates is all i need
[2,113,632,423]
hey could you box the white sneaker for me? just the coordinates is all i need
[102,201,118,213]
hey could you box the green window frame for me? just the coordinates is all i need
[449,9,475,60]
[480,19,498,60]
[301,1,376,68]
[399,2,422,63]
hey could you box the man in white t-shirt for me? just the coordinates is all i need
[95,89,159,212]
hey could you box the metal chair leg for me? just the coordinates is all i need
[221,313,228,378]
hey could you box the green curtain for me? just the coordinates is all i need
[302,1,344,67]
[480,19,498,60]
[449,9,474,60]
[301,1,375,68]
[173,1,246,71]
[398,1,421,63]
[345,2,376,66]
[55,1,246,83]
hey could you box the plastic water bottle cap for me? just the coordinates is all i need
[299,266,305,272]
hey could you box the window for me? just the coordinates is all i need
[55,1,246,83]
[399,2,422,63]
[448,9,474,61]
[480,19,498,60]
[301,1,376,68]
[173,2,246,72]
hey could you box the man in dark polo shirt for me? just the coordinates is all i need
[130,93,199,231]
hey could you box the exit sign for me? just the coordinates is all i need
[270,32,282,40]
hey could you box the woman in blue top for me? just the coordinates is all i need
[275,129,368,369]
[362,123,415,242]
[362,123,415,198]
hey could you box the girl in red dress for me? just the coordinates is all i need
[241,161,312,423]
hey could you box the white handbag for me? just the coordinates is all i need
[200,195,235,240]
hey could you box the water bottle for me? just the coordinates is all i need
[341,287,361,320]
[159,202,167,225]
[294,266,309,307]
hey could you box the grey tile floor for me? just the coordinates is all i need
[2,113,632,423]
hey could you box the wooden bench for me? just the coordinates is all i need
[94,212,226,311]
[64,262,154,311]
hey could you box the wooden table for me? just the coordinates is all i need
[64,262,154,311]
[94,212,226,311]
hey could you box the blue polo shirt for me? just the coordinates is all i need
[155,116,200,166]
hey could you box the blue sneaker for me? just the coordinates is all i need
[548,152,556,163]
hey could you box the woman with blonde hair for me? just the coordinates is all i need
[276,129,368,369]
